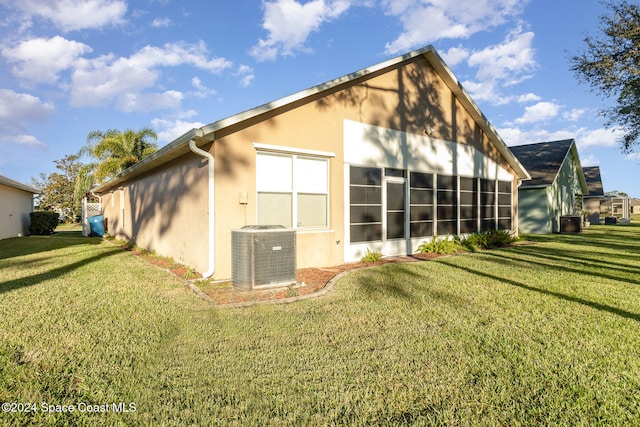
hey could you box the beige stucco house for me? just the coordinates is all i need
[0,175,38,240]
[94,46,530,280]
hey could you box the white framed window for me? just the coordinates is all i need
[256,152,329,228]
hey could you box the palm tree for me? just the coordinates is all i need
[79,127,158,183]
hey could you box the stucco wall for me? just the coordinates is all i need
[101,154,209,272]
[97,55,522,279]
[0,184,34,240]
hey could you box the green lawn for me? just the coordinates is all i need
[1,225,639,425]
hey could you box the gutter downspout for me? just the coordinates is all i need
[189,134,215,278]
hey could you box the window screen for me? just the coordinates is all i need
[436,174,457,235]
[497,180,512,230]
[409,171,434,238]
[459,177,478,234]
[350,166,382,243]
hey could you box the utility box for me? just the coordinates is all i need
[231,225,296,290]
[559,215,582,233]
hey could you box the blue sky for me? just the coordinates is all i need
[0,0,637,197]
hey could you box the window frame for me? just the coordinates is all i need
[256,151,330,229]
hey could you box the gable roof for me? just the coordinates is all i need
[0,175,39,194]
[510,139,587,192]
[95,45,530,194]
[582,166,604,197]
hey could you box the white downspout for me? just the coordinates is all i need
[189,138,215,278]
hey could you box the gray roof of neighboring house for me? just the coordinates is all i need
[509,139,583,189]
[0,175,39,194]
[582,166,604,197]
[94,45,530,194]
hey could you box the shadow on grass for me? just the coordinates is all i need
[483,248,640,286]
[0,248,121,295]
[355,263,470,308]
[525,224,640,254]
[438,258,640,323]
[0,232,102,261]
[0,231,120,294]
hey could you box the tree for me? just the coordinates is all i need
[571,0,640,152]
[32,154,83,220]
[80,127,158,183]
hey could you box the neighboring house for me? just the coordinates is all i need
[94,45,530,279]
[510,139,588,234]
[631,199,640,215]
[582,166,605,224]
[0,175,39,240]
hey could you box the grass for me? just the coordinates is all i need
[1,224,640,425]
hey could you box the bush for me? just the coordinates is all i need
[417,235,464,255]
[418,230,518,255]
[481,229,518,248]
[360,248,383,262]
[29,211,59,235]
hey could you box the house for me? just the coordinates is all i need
[0,175,39,240]
[582,166,605,224]
[510,139,588,234]
[94,45,530,279]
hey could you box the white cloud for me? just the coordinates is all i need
[454,27,537,106]
[2,36,92,85]
[500,125,622,149]
[235,65,255,87]
[191,77,217,98]
[440,46,469,67]
[517,93,541,103]
[577,127,621,148]
[250,0,352,61]
[562,108,587,122]
[151,17,172,28]
[69,41,232,110]
[462,79,512,105]
[383,0,525,54]
[151,116,205,143]
[0,89,54,132]
[0,134,48,150]
[514,101,560,124]
[580,154,600,166]
[9,0,127,32]
[625,152,640,161]
[115,90,183,113]
[467,28,536,83]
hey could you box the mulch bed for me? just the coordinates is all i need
[198,252,441,305]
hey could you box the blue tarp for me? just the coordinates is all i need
[88,215,104,237]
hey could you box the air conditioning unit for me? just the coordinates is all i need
[560,215,582,233]
[231,225,297,290]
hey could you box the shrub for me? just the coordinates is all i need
[459,230,518,251]
[29,211,59,235]
[417,235,464,255]
[360,248,383,262]
[482,229,518,248]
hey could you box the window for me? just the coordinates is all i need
[409,171,434,238]
[350,166,382,243]
[459,177,478,234]
[256,152,328,228]
[479,178,496,231]
[497,180,512,230]
[437,174,457,235]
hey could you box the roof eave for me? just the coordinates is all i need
[0,176,39,194]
